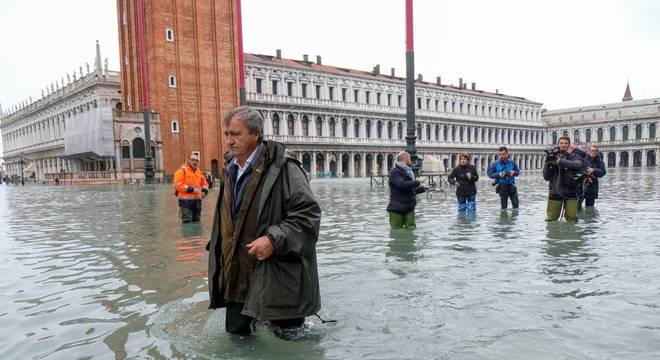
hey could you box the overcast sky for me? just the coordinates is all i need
[1,0,659,115]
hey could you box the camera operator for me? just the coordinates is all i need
[580,145,606,208]
[488,146,520,209]
[543,136,586,222]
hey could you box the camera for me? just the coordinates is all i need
[544,147,566,164]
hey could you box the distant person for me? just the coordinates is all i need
[387,151,428,229]
[205,171,214,189]
[543,136,586,222]
[173,153,209,223]
[207,106,322,339]
[488,146,520,209]
[581,145,606,208]
[448,153,479,213]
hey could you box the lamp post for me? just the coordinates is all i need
[20,153,25,186]
[405,0,420,175]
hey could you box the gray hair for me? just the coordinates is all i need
[396,151,410,162]
[223,106,263,139]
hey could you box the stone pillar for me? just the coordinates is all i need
[310,151,317,178]
[641,150,647,168]
[129,147,134,171]
[349,153,355,177]
[361,153,367,177]
[324,152,331,174]
[337,152,343,177]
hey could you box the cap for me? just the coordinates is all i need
[190,153,200,161]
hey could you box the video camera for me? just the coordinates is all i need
[544,146,566,164]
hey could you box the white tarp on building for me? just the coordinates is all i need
[64,105,114,157]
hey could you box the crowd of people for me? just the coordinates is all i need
[387,137,607,228]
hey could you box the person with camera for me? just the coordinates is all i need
[543,136,586,222]
[448,153,479,213]
[387,151,428,229]
[580,145,606,208]
[488,146,520,209]
[174,152,209,223]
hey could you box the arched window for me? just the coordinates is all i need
[417,124,422,139]
[610,127,616,141]
[435,125,440,141]
[426,124,431,141]
[365,120,372,138]
[622,125,629,141]
[132,138,145,158]
[287,114,295,136]
[342,118,348,137]
[552,131,558,144]
[315,116,323,137]
[272,113,280,136]
[398,122,403,139]
[650,123,657,139]
[171,120,179,133]
[122,145,131,159]
[354,119,360,138]
[443,125,449,141]
[574,129,580,142]
[387,122,393,139]
[302,115,310,136]
[635,124,642,140]
[330,117,337,137]
[597,128,604,142]
[585,128,592,142]
[377,121,383,139]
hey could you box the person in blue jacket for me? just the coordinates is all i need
[448,153,479,213]
[582,145,607,208]
[488,146,520,209]
[387,151,428,229]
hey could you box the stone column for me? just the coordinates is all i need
[361,153,367,177]
[349,153,355,177]
[310,151,317,178]
[129,147,134,171]
[337,152,343,177]
[641,150,647,168]
[324,152,331,174]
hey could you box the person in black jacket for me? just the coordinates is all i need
[387,151,427,229]
[543,136,586,222]
[581,145,606,208]
[448,153,479,213]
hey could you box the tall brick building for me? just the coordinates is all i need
[116,0,240,177]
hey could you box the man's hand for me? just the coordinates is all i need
[586,167,593,175]
[508,171,515,177]
[466,173,472,180]
[454,182,460,188]
[555,158,562,166]
[246,236,274,261]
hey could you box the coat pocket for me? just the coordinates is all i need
[262,259,304,309]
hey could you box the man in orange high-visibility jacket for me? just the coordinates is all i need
[174,152,209,223]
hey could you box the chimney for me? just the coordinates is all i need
[316,55,322,65]
[495,89,499,94]
[417,74,423,81]
[471,82,476,90]
[436,76,442,85]
[303,54,309,63]
[390,67,396,78]
[459,78,463,88]
[462,82,467,89]
[276,49,282,59]
[372,64,380,75]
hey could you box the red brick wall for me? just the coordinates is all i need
[117,0,239,176]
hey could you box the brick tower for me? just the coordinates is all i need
[116,0,240,177]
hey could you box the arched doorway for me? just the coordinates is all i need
[633,151,642,167]
[387,154,394,171]
[316,153,326,176]
[342,154,350,177]
[647,150,656,167]
[366,154,374,176]
[302,153,312,173]
[450,154,457,169]
[376,154,384,175]
[211,159,219,178]
[329,153,338,177]
[620,151,629,167]
[443,158,449,172]
[354,154,362,177]
[607,152,616,168]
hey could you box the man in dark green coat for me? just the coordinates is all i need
[207,106,322,339]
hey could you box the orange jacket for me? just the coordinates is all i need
[173,162,209,199]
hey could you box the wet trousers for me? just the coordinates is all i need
[179,199,202,223]
[225,302,304,335]
[546,199,579,222]
[389,211,416,230]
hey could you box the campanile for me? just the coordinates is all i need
[116,0,240,177]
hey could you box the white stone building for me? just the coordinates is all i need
[0,43,163,184]
[244,52,548,177]
[544,84,659,168]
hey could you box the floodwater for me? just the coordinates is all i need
[1,168,660,359]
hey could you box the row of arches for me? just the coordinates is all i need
[605,150,657,168]
[552,123,657,144]
[269,112,545,145]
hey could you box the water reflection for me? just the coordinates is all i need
[386,229,419,262]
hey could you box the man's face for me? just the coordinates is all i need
[498,150,508,161]
[225,117,260,159]
[459,157,469,166]
[400,153,411,166]
[558,138,570,151]
[588,147,599,158]
[189,158,199,169]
